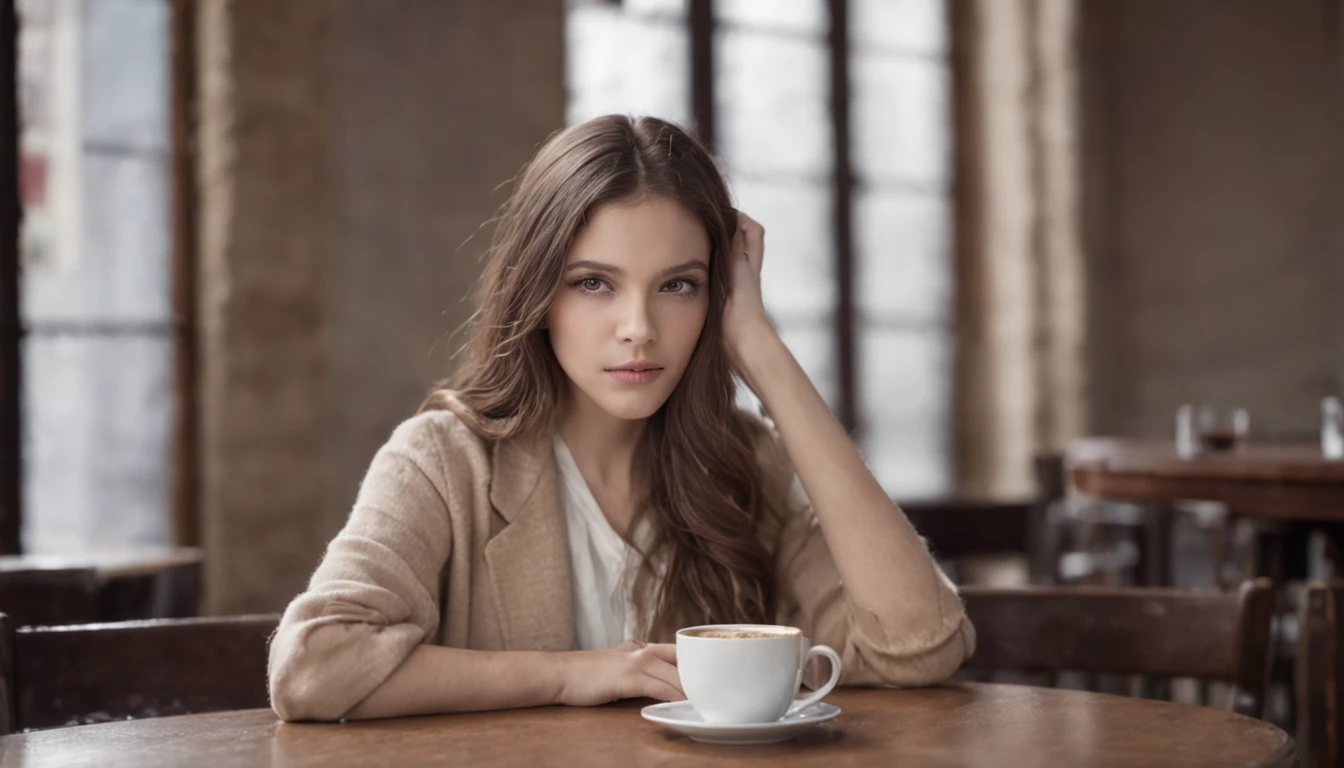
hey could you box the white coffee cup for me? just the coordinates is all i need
[675,624,842,724]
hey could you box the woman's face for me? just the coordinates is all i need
[546,195,711,422]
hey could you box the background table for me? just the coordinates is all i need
[0,684,1293,767]
[1069,438,1344,521]
[0,547,202,627]
[1069,437,1344,586]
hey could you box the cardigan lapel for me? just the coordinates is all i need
[484,424,575,651]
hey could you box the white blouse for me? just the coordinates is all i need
[553,433,817,651]
[553,433,651,650]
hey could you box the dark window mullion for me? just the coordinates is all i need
[169,0,200,549]
[828,0,856,433]
[1,0,22,555]
[689,0,715,152]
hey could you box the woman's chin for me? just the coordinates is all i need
[592,387,671,421]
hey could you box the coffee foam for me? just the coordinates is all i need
[683,627,802,639]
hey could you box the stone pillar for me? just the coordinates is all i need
[197,0,564,614]
[954,0,1085,497]
[197,0,327,615]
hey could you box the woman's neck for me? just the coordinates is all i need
[555,390,648,492]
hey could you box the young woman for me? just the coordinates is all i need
[268,115,974,722]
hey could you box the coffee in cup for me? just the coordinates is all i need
[676,624,842,724]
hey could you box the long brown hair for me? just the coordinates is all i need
[421,115,779,641]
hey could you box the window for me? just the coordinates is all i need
[851,0,952,497]
[17,0,172,553]
[566,0,953,497]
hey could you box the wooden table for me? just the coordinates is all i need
[0,547,202,626]
[0,684,1293,767]
[1069,438,1344,522]
[0,547,203,578]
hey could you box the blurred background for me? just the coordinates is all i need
[0,0,1340,616]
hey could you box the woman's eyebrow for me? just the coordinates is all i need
[563,259,709,276]
[564,260,622,275]
[660,260,709,276]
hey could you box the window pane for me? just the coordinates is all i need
[851,0,946,56]
[716,0,825,36]
[716,28,830,177]
[83,0,168,152]
[779,321,838,408]
[732,177,834,317]
[625,0,687,18]
[23,152,169,322]
[852,53,948,188]
[859,327,951,496]
[855,187,949,325]
[22,336,171,553]
[566,7,691,127]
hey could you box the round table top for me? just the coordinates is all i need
[1069,438,1344,520]
[0,684,1293,768]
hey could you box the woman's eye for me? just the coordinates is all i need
[579,278,604,292]
[663,279,698,293]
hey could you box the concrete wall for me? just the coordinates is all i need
[199,0,564,614]
[319,1,564,543]
[1083,0,1344,439]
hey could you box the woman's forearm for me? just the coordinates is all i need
[343,645,562,720]
[339,640,683,720]
[735,324,953,624]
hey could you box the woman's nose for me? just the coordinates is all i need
[617,297,657,346]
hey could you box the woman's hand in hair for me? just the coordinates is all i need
[723,210,778,379]
[554,640,685,706]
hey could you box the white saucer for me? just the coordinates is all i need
[640,701,841,745]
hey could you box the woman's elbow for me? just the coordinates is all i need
[270,682,315,723]
[269,660,351,723]
[900,615,977,687]
[267,615,426,722]
[849,614,976,689]
[915,616,977,685]
[267,628,359,723]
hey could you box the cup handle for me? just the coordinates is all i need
[789,644,842,714]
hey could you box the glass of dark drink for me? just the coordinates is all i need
[1177,404,1249,457]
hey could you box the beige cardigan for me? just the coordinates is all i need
[268,404,975,721]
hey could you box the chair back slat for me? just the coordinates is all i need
[962,579,1274,717]
[0,614,12,735]
[12,614,279,732]
[1296,582,1344,768]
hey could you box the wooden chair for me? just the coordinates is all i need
[0,613,280,733]
[1296,582,1344,767]
[960,578,1276,718]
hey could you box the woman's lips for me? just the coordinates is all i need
[607,367,664,385]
